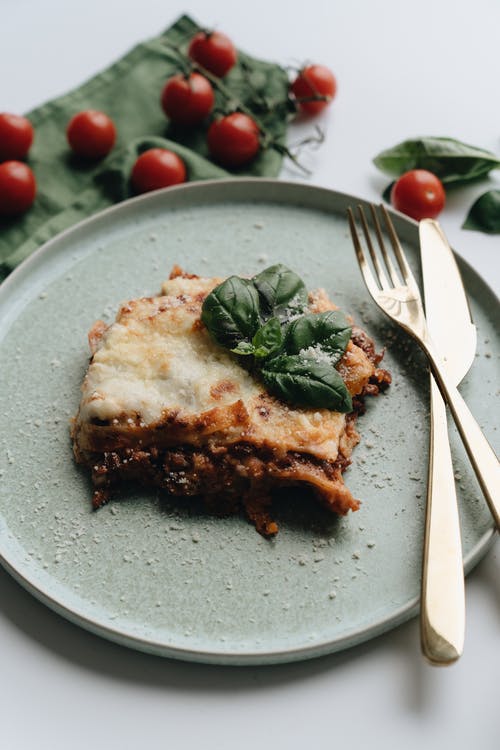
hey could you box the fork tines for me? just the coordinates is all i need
[347,203,418,294]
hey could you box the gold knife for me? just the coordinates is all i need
[418,219,477,666]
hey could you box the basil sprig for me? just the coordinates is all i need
[201,265,353,412]
[373,137,500,186]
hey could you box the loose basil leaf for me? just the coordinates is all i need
[252,263,308,319]
[463,190,500,234]
[373,137,500,186]
[261,354,352,412]
[252,316,283,359]
[201,276,260,348]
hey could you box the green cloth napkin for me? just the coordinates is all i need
[0,14,289,279]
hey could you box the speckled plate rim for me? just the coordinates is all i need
[0,178,497,666]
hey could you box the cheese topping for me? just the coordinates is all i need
[77,276,374,461]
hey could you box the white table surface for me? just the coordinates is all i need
[1,1,499,748]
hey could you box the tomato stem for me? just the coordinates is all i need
[288,125,325,150]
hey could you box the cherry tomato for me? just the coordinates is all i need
[66,110,116,159]
[0,113,34,161]
[391,169,446,221]
[291,65,337,115]
[188,30,237,78]
[161,73,215,126]
[131,149,187,194]
[0,161,36,216]
[207,113,260,168]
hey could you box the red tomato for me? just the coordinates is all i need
[0,113,34,161]
[131,149,187,194]
[66,110,116,159]
[0,161,36,216]
[291,65,337,115]
[161,73,214,126]
[391,170,446,221]
[188,30,237,78]
[207,113,260,168]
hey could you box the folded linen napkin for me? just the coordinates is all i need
[0,14,290,279]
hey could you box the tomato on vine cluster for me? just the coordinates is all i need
[155,28,338,173]
[1,26,342,217]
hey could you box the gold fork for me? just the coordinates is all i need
[347,204,500,529]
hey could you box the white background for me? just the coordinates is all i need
[1,1,499,748]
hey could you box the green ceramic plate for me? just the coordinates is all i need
[0,179,497,665]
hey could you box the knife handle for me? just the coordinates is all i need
[424,342,500,529]
[421,376,465,665]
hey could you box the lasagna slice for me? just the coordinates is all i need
[71,268,390,535]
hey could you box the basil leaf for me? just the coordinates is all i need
[252,316,283,359]
[201,276,260,348]
[261,354,353,412]
[284,311,351,365]
[463,190,500,234]
[373,137,500,186]
[231,341,256,356]
[252,263,308,318]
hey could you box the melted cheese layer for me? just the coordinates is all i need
[76,275,374,462]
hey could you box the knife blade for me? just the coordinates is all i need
[419,220,477,379]
[418,218,477,665]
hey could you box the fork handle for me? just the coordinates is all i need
[420,376,465,665]
[425,344,500,529]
